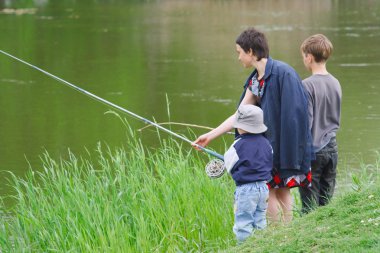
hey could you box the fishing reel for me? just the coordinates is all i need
[205,159,225,179]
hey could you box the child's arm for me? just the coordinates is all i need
[193,114,235,148]
[303,82,314,130]
[193,88,256,148]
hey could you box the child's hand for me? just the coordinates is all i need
[192,134,212,150]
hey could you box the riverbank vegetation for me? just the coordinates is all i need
[1,122,379,252]
[0,125,235,252]
[229,154,380,253]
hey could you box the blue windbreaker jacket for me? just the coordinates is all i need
[238,57,313,178]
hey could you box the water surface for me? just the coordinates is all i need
[1,0,380,200]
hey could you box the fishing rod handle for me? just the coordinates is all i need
[197,145,224,161]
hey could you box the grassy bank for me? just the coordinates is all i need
[0,125,235,252]
[228,156,380,253]
[1,119,379,252]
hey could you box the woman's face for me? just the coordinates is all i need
[236,44,255,68]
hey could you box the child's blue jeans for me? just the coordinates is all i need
[233,181,269,243]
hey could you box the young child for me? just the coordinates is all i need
[298,34,342,213]
[224,104,273,243]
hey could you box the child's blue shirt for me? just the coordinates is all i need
[224,133,273,186]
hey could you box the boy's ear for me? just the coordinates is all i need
[305,53,313,63]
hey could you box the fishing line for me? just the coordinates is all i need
[0,50,225,177]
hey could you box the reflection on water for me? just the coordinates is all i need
[0,0,380,200]
[340,63,380,67]
[0,78,34,85]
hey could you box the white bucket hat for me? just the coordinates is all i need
[233,104,267,134]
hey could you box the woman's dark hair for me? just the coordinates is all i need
[236,28,269,61]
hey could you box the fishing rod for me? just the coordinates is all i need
[0,50,224,161]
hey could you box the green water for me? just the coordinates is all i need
[1,0,380,199]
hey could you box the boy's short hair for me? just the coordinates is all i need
[236,27,269,61]
[301,34,333,63]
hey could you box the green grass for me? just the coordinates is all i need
[227,156,380,253]
[0,124,236,252]
[1,114,380,252]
